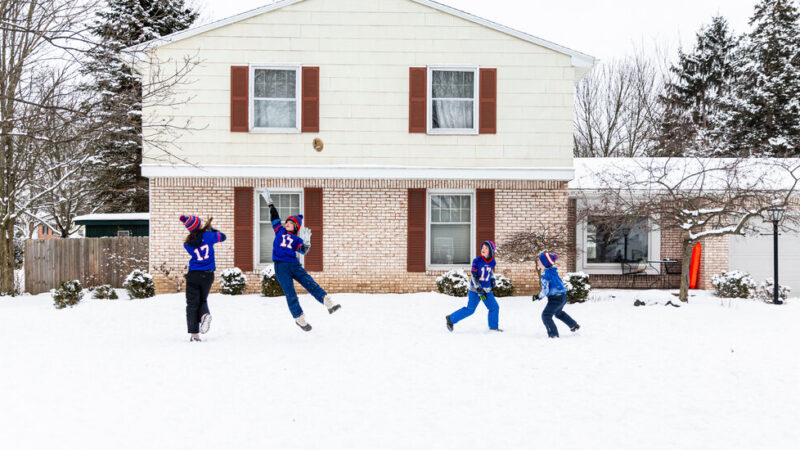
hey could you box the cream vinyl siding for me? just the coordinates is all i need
[141,0,579,170]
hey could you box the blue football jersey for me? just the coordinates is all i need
[271,220,305,263]
[185,231,225,271]
[470,256,496,290]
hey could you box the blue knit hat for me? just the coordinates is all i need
[180,215,201,232]
[286,214,303,231]
[481,240,496,259]
[539,251,558,268]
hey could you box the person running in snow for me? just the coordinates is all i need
[446,241,502,332]
[533,251,580,338]
[260,188,340,332]
[181,215,226,342]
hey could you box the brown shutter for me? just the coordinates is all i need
[234,187,254,271]
[301,66,320,133]
[476,189,495,251]
[409,67,427,133]
[231,66,249,132]
[479,68,497,134]
[407,189,427,272]
[303,188,323,271]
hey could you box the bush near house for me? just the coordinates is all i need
[220,268,247,295]
[492,274,515,297]
[53,280,84,309]
[123,270,155,299]
[91,285,119,300]
[711,270,756,298]
[752,278,791,303]
[565,272,591,304]
[436,270,469,297]
[261,265,284,297]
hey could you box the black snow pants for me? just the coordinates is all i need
[186,270,214,333]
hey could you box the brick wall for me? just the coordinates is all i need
[150,178,567,295]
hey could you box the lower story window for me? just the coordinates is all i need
[587,216,649,263]
[430,194,472,265]
[259,192,301,264]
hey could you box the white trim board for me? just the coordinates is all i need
[128,0,595,68]
[141,165,575,181]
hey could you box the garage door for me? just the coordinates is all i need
[729,218,800,289]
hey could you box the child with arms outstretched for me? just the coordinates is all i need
[533,252,580,338]
[446,241,502,332]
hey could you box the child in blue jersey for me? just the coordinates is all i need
[181,215,226,342]
[446,241,502,332]
[260,188,340,332]
[533,252,580,338]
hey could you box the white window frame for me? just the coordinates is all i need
[249,64,302,133]
[426,189,476,270]
[427,66,480,135]
[254,188,304,269]
[575,214,662,275]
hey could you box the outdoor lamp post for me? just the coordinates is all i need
[765,206,786,305]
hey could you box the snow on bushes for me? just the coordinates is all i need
[436,270,469,297]
[123,270,155,299]
[711,270,756,298]
[752,278,791,303]
[220,268,247,295]
[260,265,284,297]
[52,280,84,309]
[492,274,515,297]
[564,272,591,303]
[91,285,118,300]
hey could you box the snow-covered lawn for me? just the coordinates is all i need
[2,290,798,450]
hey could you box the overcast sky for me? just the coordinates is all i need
[198,0,756,62]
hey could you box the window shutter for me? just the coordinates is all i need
[301,66,320,133]
[476,189,495,252]
[479,68,497,134]
[407,189,427,272]
[230,66,249,132]
[303,188,323,271]
[409,67,427,133]
[234,187,254,271]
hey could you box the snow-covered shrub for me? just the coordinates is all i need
[260,265,284,297]
[52,280,83,309]
[123,270,155,299]
[436,270,469,297]
[91,285,118,300]
[751,278,791,303]
[492,274,515,297]
[564,272,591,303]
[711,270,755,298]
[220,268,247,295]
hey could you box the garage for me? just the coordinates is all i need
[728,218,800,290]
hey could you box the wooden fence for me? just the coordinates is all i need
[24,237,149,295]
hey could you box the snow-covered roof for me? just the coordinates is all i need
[130,0,595,68]
[73,213,150,222]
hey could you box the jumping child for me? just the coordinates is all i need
[260,188,340,332]
[446,241,502,332]
[533,252,580,338]
[181,215,226,342]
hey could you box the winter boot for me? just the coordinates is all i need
[190,336,202,342]
[490,328,504,332]
[446,315,454,332]
[199,314,212,334]
[570,324,580,332]
[324,295,341,314]
[295,314,312,332]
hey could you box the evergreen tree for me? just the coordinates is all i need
[657,16,739,156]
[722,0,800,156]
[83,1,198,212]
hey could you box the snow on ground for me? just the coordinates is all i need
[2,289,799,450]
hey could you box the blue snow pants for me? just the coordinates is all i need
[449,291,499,329]
[541,293,578,338]
[274,261,328,319]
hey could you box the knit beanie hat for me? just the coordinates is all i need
[180,215,201,232]
[286,215,303,231]
[539,251,558,268]
[482,241,496,259]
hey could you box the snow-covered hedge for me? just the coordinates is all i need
[436,270,469,297]
[220,268,247,295]
[492,274,515,297]
[565,272,591,303]
[752,278,791,303]
[260,265,284,297]
[711,270,756,298]
[91,285,118,300]
[123,270,155,299]
[52,280,84,309]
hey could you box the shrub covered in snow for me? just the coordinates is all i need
[492,274,515,297]
[436,270,469,297]
[220,268,247,295]
[52,280,84,309]
[751,278,791,303]
[260,265,284,297]
[91,285,118,300]
[123,270,155,299]
[564,272,591,304]
[711,270,756,298]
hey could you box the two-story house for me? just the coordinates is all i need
[140,0,595,294]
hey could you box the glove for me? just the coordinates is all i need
[479,294,487,301]
[300,243,310,254]
[259,187,272,205]
[298,227,312,244]
[532,293,542,302]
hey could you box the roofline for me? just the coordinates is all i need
[129,0,595,68]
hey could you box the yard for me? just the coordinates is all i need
[1,289,798,449]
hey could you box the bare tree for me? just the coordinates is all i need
[499,227,567,279]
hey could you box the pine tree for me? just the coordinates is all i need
[83,1,198,212]
[722,0,800,156]
[657,16,739,156]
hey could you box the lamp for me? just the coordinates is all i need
[763,204,786,305]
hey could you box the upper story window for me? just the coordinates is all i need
[428,67,479,134]
[251,66,301,132]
